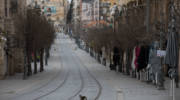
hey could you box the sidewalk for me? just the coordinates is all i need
[0,45,62,100]
[74,46,180,100]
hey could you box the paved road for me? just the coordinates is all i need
[35,34,103,100]
[1,33,179,100]
[6,33,105,100]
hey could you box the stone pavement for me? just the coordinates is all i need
[0,44,62,100]
[0,33,179,100]
[74,45,180,100]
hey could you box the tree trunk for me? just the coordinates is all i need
[40,48,44,72]
[125,48,132,75]
[34,50,37,74]
[27,52,32,76]
[45,48,49,66]
[9,55,15,76]
[119,50,124,72]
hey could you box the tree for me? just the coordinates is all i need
[14,7,55,77]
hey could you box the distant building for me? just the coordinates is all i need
[73,0,81,21]
[80,0,100,27]
[118,0,135,6]
[99,0,118,21]
[81,0,93,23]
[40,0,67,25]
[93,0,100,21]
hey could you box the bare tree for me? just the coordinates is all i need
[14,7,55,76]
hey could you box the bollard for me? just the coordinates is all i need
[170,79,175,100]
[117,89,124,100]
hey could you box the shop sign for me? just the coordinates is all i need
[44,6,56,14]
[157,50,166,57]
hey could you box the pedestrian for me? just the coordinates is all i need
[148,41,165,89]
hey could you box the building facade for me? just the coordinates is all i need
[118,0,135,6]
[0,0,27,78]
[81,1,93,22]
[93,0,100,21]
[80,0,100,27]
[0,0,7,79]
[0,38,6,79]
[39,0,67,25]
[0,0,5,78]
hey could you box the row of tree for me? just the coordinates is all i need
[74,5,155,56]
[14,7,55,77]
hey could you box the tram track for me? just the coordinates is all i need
[33,38,83,100]
[67,48,102,100]
[14,42,72,100]
[33,42,72,100]
[13,34,102,100]
[67,58,84,100]
[33,39,84,100]
[34,64,70,100]
[77,54,102,100]
[67,53,84,100]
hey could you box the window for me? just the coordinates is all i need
[5,0,7,17]
[10,0,18,14]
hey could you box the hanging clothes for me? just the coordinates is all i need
[135,46,141,70]
[131,47,136,70]
[137,46,150,72]
[113,47,120,68]
[146,45,154,82]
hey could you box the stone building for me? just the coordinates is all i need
[73,0,81,21]
[0,0,27,78]
[0,0,7,79]
[118,0,134,6]
[81,0,94,24]
[79,0,100,27]
[0,37,6,79]
[93,0,100,21]
[37,0,67,25]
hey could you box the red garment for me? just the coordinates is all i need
[32,53,34,57]
[135,46,141,69]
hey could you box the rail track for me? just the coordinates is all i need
[14,34,102,100]
[67,50,102,100]
[77,54,102,100]
[34,61,70,100]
